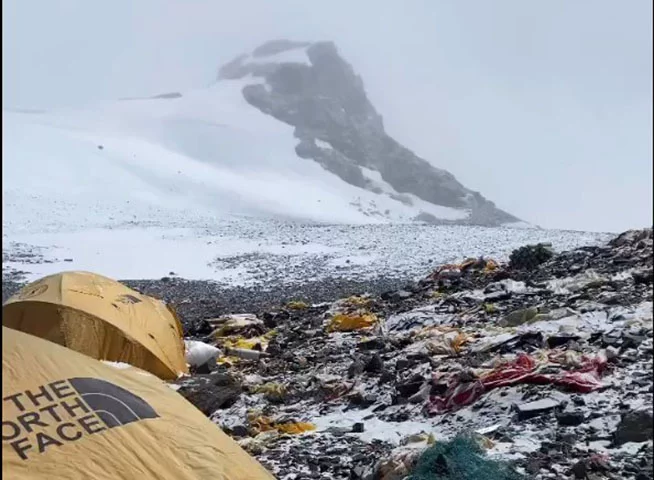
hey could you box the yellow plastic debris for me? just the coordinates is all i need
[484,259,499,273]
[224,337,263,350]
[248,415,316,435]
[344,295,372,307]
[451,332,468,352]
[249,415,274,434]
[274,422,316,435]
[216,355,240,366]
[221,330,277,352]
[254,382,287,401]
[287,300,309,310]
[483,303,497,314]
[327,312,378,332]
[459,258,477,270]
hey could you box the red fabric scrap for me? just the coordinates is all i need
[428,352,607,414]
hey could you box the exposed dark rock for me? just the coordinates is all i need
[556,410,586,427]
[351,422,365,433]
[509,243,554,271]
[364,354,384,373]
[217,40,519,226]
[176,373,241,416]
[613,410,653,446]
[348,359,366,378]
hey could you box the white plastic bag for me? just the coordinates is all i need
[185,340,221,368]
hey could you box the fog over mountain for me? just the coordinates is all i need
[3,0,652,232]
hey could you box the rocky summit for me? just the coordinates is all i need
[153,228,653,479]
[218,39,519,227]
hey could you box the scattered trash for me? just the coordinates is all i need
[327,312,378,332]
[248,413,316,435]
[413,327,468,355]
[225,347,270,361]
[409,434,525,480]
[132,229,652,478]
[286,300,309,310]
[209,313,266,337]
[498,307,539,327]
[254,382,287,402]
[185,339,221,369]
[429,352,607,413]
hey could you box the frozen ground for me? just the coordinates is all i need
[3,218,612,286]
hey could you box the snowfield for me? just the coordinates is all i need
[3,77,477,230]
[3,219,612,285]
[2,78,613,285]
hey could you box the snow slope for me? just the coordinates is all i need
[3,76,614,285]
[3,78,474,236]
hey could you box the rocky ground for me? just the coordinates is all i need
[168,229,653,479]
[3,228,652,479]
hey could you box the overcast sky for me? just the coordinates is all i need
[3,0,652,232]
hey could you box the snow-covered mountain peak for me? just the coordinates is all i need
[3,39,524,237]
[217,39,520,227]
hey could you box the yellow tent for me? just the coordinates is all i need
[2,271,188,380]
[2,327,275,479]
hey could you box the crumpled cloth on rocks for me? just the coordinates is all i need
[428,352,607,414]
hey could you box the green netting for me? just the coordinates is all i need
[408,434,525,480]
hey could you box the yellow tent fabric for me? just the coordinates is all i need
[2,327,275,480]
[2,271,188,380]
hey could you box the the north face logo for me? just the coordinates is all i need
[2,378,159,460]
[69,378,158,428]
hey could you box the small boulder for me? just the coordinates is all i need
[348,359,366,378]
[556,410,586,427]
[177,374,241,416]
[516,398,561,421]
[351,422,365,433]
[613,410,653,445]
[364,354,384,373]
